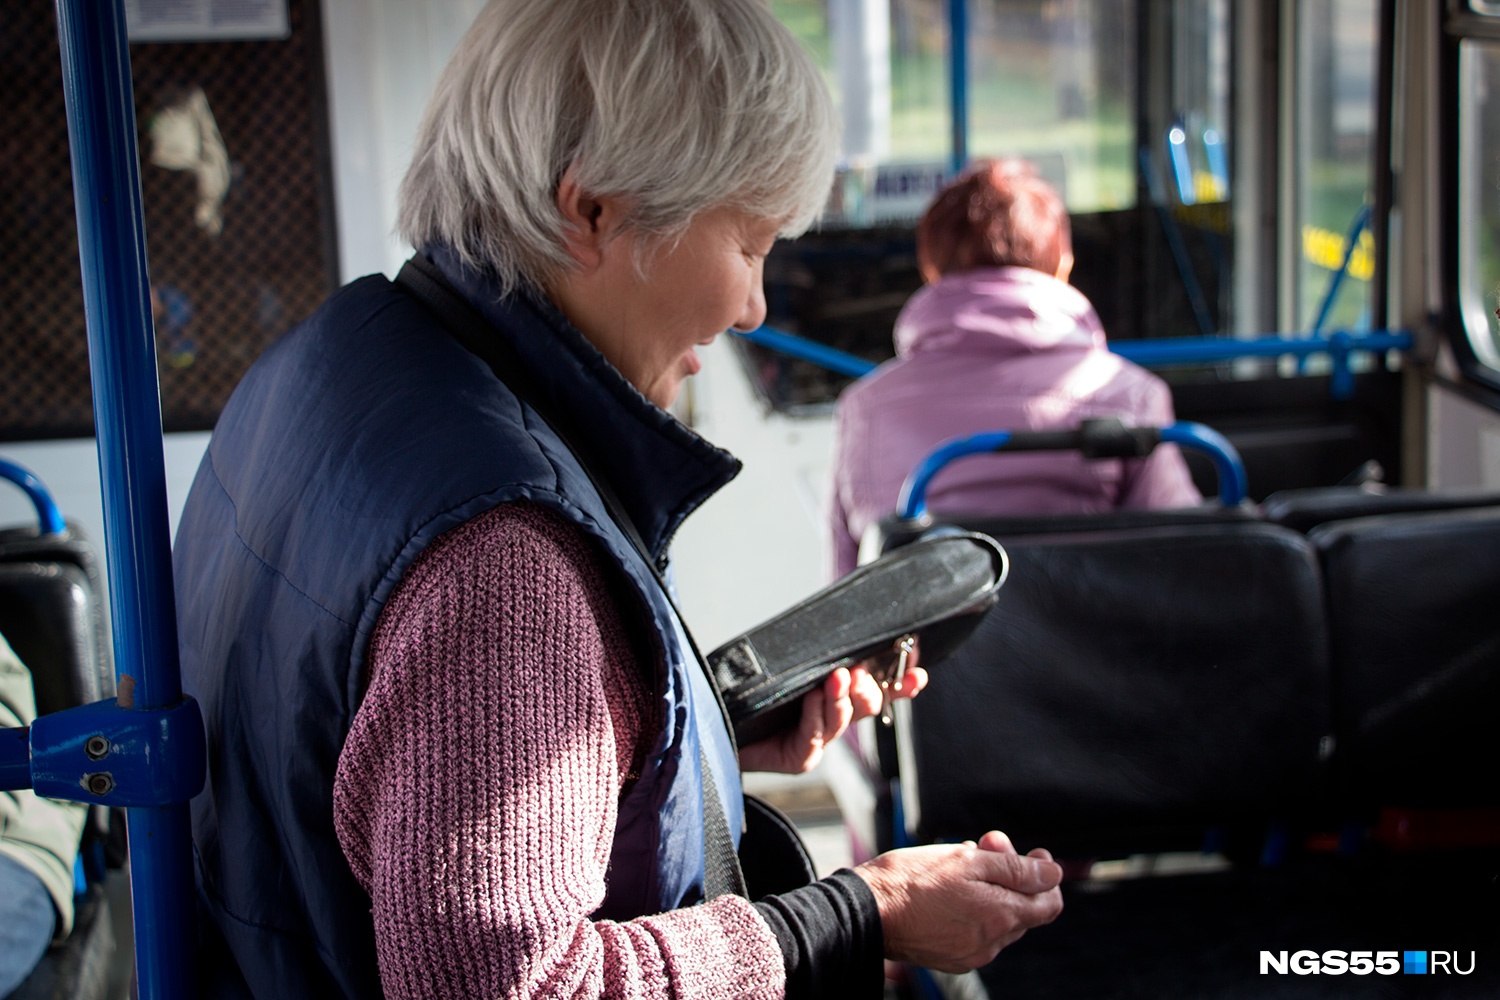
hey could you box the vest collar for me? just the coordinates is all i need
[425,246,741,563]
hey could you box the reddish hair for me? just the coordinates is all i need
[915,158,1071,282]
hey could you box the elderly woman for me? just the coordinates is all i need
[829,159,1200,577]
[173,2,1062,998]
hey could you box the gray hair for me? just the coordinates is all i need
[397,0,838,293]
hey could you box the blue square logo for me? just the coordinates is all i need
[1404,951,1427,975]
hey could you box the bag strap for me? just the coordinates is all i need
[393,255,748,900]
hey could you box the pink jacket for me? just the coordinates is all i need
[828,267,1201,577]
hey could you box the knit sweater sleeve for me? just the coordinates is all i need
[333,502,785,1000]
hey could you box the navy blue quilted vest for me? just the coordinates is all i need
[173,248,744,999]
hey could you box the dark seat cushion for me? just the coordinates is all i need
[1311,507,1500,808]
[9,879,119,1000]
[0,562,107,718]
[868,503,1259,559]
[0,525,113,711]
[899,522,1331,856]
[1263,485,1500,534]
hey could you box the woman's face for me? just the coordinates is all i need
[550,203,777,410]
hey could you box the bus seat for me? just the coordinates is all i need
[0,523,120,1000]
[891,521,1330,858]
[0,524,114,713]
[1263,485,1500,534]
[866,503,1259,561]
[6,883,117,1000]
[1310,507,1500,810]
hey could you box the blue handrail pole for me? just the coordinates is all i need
[1159,421,1247,505]
[1310,203,1372,336]
[1202,128,1228,199]
[732,325,1413,383]
[0,458,68,536]
[1167,121,1196,205]
[948,0,968,175]
[897,421,1247,517]
[1139,146,1216,336]
[55,2,196,997]
[0,725,28,789]
[897,430,1013,519]
[1111,329,1413,367]
[736,324,879,379]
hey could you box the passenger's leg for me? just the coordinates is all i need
[0,852,57,996]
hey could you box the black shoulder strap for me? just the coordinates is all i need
[393,255,749,900]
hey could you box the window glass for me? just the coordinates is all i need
[1470,1,1500,15]
[967,0,1136,213]
[1458,42,1500,368]
[1170,0,1231,205]
[1295,0,1378,333]
[774,0,950,227]
[776,0,1135,226]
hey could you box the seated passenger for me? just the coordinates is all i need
[0,631,86,996]
[828,158,1201,576]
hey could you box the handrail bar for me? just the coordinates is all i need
[0,458,68,536]
[54,2,199,996]
[896,419,1248,519]
[734,325,1414,401]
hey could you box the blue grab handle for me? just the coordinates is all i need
[0,459,66,536]
[897,430,1013,520]
[897,420,1247,519]
[1159,421,1248,506]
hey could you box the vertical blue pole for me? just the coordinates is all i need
[948,0,968,175]
[1310,203,1372,335]
[54,2,195,997]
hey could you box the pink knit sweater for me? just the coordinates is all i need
[334,503,784,999]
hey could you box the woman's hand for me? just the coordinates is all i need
[736,657,927,774]
[855,833,1064,973]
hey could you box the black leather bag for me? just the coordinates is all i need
[709,530,1008,745]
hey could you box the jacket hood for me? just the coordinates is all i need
[894,266,1107,360]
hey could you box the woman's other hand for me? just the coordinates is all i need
[737,657,927,774]
[855,836,1064,973]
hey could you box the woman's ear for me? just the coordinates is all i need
[1055,250,1075,284]
[555,165,625,270]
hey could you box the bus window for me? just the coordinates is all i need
[774,0,950,228]
[967,0,1136,214]
[1294,0,1377,334]
[1169,0,1231,205]
[1458,41,1500,369]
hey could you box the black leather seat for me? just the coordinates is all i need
[891,521,1331,858]
[1263,485,1500,534]
[1310,506,1500,809]
[0,525,113,715]
[867,502,1259,561]
[0,522,120,1000]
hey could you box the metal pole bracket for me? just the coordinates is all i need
[27,696,205,806]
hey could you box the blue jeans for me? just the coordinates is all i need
[0,852,55,997]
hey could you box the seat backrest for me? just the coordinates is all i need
[895,521,1331,857]
[1263,485,1500,534]
[0,525,114,713]
[1310,506,1500,809]
[867,503,1260,561]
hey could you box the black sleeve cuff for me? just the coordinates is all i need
[753,868,884,1000]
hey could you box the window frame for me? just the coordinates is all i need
[1441,2,1500,397]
